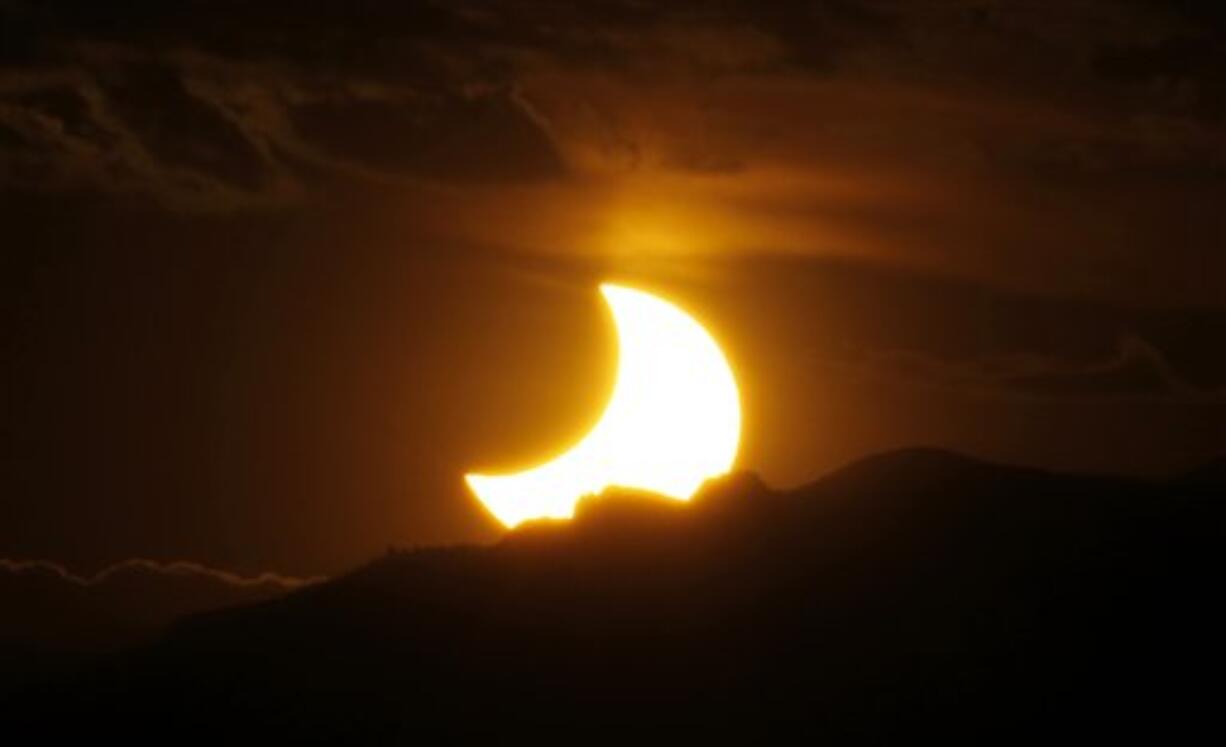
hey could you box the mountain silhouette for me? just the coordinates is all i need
[4,449,1223,743]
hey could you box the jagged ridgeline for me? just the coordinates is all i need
[5,450,1224,743]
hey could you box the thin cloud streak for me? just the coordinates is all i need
[0,557,326,589]
[833,333,1226,404]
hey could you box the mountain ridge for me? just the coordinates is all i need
[6,448,1224,743]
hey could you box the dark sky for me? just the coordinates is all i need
[1,1,1223,576]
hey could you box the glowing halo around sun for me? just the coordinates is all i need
[465,284,742,528]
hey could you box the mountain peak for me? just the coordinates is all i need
[10,450,1224,742]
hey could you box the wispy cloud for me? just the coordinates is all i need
[0,557,325,589]
[0,1,1221,298]
[840,333,1226,403]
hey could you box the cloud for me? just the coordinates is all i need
[0,0,1222,304]
[0,60,295,211]
[0,557,326,652]
[287,83,563,183]
[0,557,325,589]
[842,333,1226,403]
[0,0,571,210]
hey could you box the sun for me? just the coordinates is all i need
[465,283,741,528]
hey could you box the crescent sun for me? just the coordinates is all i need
[465,284,742,528]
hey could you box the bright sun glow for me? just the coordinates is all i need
[465,284,742,528]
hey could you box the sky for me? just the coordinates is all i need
[1,1,1223,576]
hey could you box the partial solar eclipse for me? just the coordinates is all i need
[466,284,741,527]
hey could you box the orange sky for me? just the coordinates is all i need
[0,0,1222,574]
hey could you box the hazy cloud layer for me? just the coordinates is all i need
[839,333,1226,403]
[1,1,1222,303]
[0,557,325,588]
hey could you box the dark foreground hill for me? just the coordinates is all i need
[5,449,1224,743]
